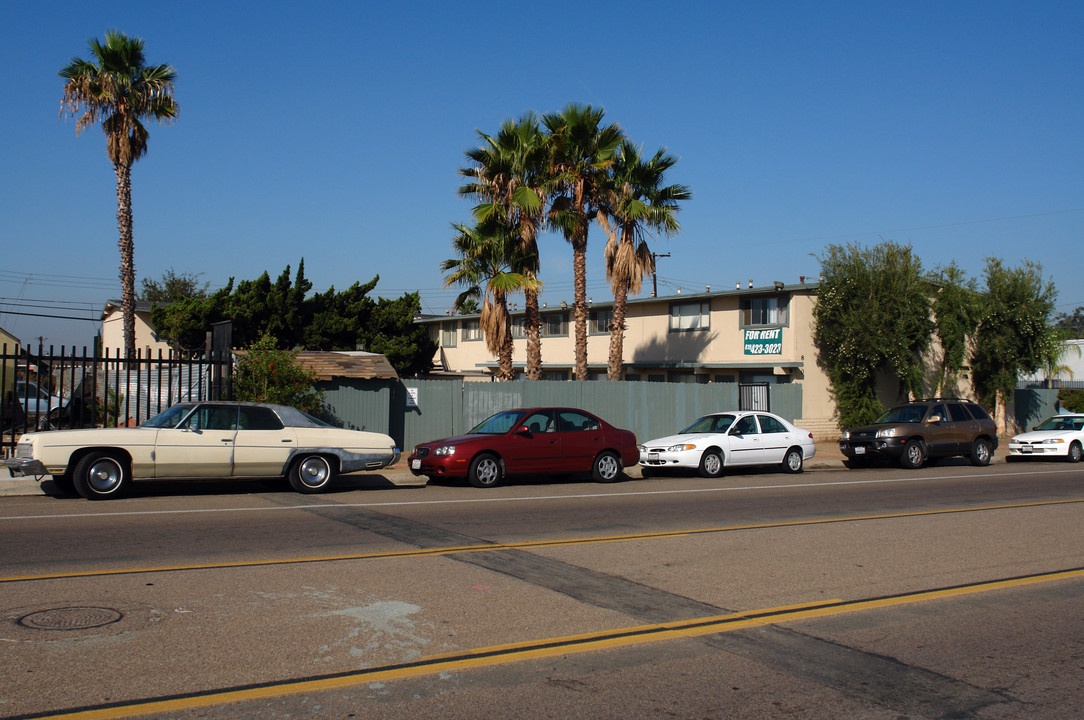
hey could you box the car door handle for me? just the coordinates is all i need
[281,439,293,443]
[221,438,233,443]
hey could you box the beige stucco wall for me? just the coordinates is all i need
[100,308,172,358]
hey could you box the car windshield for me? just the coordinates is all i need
[681,414,735,433]
[468,410,524,435]
[1035,416,1084,432]
[874,405,927,424]
[140,404,194,428]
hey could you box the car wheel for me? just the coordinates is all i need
[72,451,130,500]
[288,455,336,493]
[899,440,925,469]
[592,451,623,483]
[969,438,992,466]
[468,453,503,488]
[781,447,804,474]
[697,450,724,478]
[1068,441,1083,463]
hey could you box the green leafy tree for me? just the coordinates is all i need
[930,263,980,395]
[150,262,437,377]
[544,104,624,380]
[460,113,550,379]
[813,241,934,429]
[60,30,178,358]
[140,268,209,302]
[598,140,690,380]
[970,258,1058,431]
[1059,388,1084,412]
[1053,307,1084,338]
[233,334,324,412]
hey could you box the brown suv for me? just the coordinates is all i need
[839,398,998,469]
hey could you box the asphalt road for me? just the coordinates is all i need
[0,460,1081,719]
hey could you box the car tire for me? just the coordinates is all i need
[697,450,724,478]
[1068,441,1083,463]
[781,447,804,473]
[592,451,623,483]
[899,440,925,469]
[969,438,992,466]
[73,451,130,500]
[468,453,503,488]
[288,455,336,493]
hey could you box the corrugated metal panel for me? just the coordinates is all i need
[331,378,803,454]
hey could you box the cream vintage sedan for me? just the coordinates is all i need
[5,402,400,499]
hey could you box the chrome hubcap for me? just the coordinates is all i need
[88,459,122,493]
[597,455,619,479]
[299,458,331,487]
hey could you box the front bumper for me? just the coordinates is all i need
[838,437,908,460]
[638,449,699,469]
[5,458,49,478]
[407,453,472,478]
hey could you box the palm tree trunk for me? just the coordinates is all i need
[524,288,542,380]
[608,278,629,380]
[114,162,136,359]
[572,235,588,380]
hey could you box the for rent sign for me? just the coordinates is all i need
[744,327,782,355]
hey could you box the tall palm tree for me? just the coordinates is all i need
[442,221,539,381]
[459,113,550,379]
[60,30,178,359]
[599,141,690,379]
[544,104,624,380]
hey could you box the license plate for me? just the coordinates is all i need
[648,453,659,461]
[411,459,421,470]
[855,446,866,455]
[1020,447,1033,454]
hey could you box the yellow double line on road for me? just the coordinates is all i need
[26,565,1084,720]
[3,497,1082,585]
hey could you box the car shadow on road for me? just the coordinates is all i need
[38,473,415,500]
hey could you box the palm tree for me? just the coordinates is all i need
[60,30,178,359]
[442,221,539,381]
[599,141,690,379]
[544,104,624,380]
[459,113,550,379]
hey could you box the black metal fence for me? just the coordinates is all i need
[1,344,232,458]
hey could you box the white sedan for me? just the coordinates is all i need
[5,401,401,499]
[639,410,816,477]
[1007,414,1084,462]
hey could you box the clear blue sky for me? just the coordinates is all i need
[2,0,1081,348]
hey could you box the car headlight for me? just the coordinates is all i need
[667,443,696,452]
[434,445,457,456]
[1040,438,1065,444]
[876,428,897,438]
[842,430,850,440]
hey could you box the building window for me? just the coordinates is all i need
[540,370,569,381]
[714,374,736,383]
[590,309,612,334]
[463,319,482,341]
[441,322,457,348]
[510,315,526,339]
[669,301,709,331]
[541,312,569,337]
[741,295,789,327]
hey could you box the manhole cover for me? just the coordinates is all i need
[18,607,123,631]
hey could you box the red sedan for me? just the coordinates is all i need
[407,407,638,488]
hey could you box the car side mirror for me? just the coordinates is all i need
[516,425,531,435]
[927,415,942,424]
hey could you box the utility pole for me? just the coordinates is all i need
[651,252,670,297]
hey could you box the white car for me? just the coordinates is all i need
[5,401,401,499]
[639,410,816,477]
[1007,414,1084,462]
